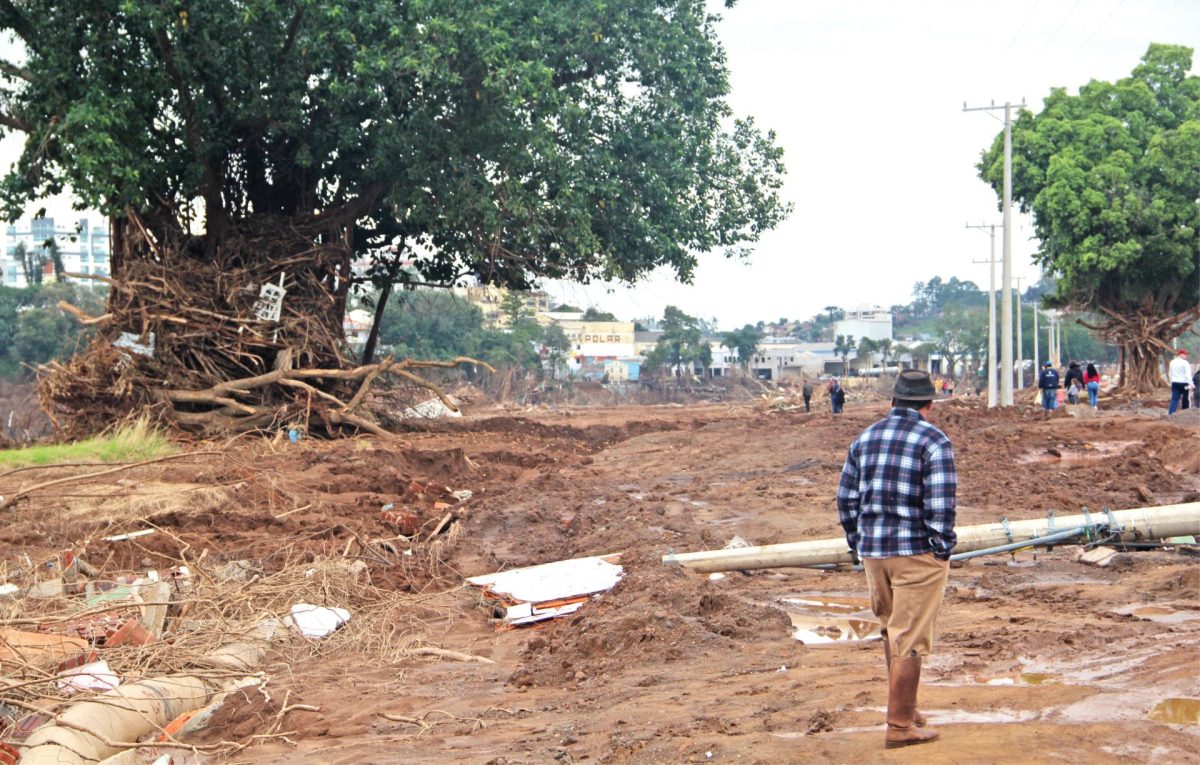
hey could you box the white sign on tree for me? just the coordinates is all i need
[254,273,287,322]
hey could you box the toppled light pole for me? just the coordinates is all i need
[661,503,1200,573]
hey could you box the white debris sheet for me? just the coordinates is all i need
[401,396,462,419]
[467,555,623,627]
[287,603,351,639]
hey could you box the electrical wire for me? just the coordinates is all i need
[1075,0,1127,54]
[1039,0,1085,55]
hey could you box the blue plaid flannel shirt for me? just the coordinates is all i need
[836,407,957,560]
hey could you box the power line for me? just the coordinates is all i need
[1003,0,1042,54]
[1075,0,1127,54]
[1039,0,1085,55]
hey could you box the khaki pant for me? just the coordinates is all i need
[863,554,949,658]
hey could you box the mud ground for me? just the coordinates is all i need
[2,393,1198,764]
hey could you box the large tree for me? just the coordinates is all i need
[0,0,789,434]
[720,323,761,375]
[978,44,1199,392]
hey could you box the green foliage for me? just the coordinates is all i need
[721,324,761,369]
[910,276,987,318]
[581,307,618,322]
[646,305,708,376]
[376,290,485,361]
[978,44,1199,349]
[0,416,172,467]
[0,0,790,294]
[375,288,557,372]
[0,283,106,376]
[833,334,855,374]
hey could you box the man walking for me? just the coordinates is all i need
[831,378,846,414]
[836,370,956,749]
[1168,349,1192,414]
[802,379,814,413]
[1038,361,1060,411]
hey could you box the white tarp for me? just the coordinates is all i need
[288,603,351,639]
[467,556,623,604]
[401,397,462,419]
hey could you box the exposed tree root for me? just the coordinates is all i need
[38,211,494,437]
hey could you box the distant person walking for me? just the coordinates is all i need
[837,370,956,749]
[1168,349,1192,414]
[1064,362,1084,404]
[802,380,814,413]
[831,379,846,415]
[1038,361,1060,411]
[1083,363,1101,409]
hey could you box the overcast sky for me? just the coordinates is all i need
[547,0,1200,329]
[3,3,1197,330]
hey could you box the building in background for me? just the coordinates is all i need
[1,217,110,288]
[450,284,551,328]
[833,304,892,343]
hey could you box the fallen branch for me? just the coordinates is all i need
[409,646,495,664]
[0,451,224,512]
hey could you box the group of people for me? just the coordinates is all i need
[800,378,845,414]
[1037,349,1197,413]
[1037,360,1102,410]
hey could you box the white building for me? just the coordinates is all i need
[708,339,835,380]
[2,217,110,287]
[833,304,892,343]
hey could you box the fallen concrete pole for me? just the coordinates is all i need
[661,502,1200,573]
[18,621,277,765]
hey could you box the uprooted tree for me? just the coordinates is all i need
[978,43,1199,393]
[0,1,789,436]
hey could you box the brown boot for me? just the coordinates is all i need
[885,655,940,749]
[882,640,927,727]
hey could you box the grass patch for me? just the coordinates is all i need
[0,418,174,467]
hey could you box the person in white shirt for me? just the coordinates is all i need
[1168,349,1192,414]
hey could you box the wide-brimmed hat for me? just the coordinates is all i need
[893,370,936,401]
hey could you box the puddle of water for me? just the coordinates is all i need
[1149,698,1200,726]
[1110,604,1200,625]
[1021,672,1060,685]
[789,613,880,644]
[1018,440,1139,465]
[781,596,871,614]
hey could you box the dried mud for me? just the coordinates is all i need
[1,396,1197,763]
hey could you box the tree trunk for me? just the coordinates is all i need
[1122,338,1167,394]
[361,281,392,366]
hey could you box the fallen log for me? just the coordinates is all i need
[661,502,1200,573]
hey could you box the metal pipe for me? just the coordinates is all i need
[950,526,1086,561]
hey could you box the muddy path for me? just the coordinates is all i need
[1,399,1197,763]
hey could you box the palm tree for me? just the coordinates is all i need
[834,334,856,376]
[857,337,878,370]
[876,338,894,370]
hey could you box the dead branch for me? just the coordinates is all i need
[0,451,224,511]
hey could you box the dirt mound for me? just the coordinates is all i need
[188,683,311,746]
[510,550,791,688]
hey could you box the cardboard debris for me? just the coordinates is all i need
[0,629,89,665]
[467,555,623,627]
